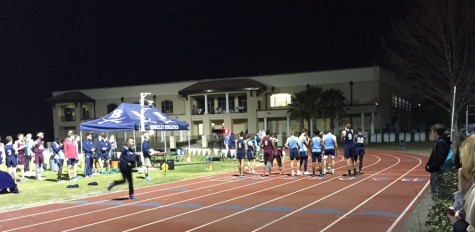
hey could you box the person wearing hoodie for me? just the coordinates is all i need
[425,123,451,199]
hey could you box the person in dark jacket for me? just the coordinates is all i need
[425,123,451,199]
[108,138,137,200]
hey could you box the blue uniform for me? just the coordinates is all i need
[311,137,322,163]
[246,140,255,160]
[287,136,299,160]
[142,140,152,158]
[82,139,94,177]
[236,138,245,159]
[5,144,17,168]
[99,140,111,160]
[52,141,64,167]
[323,134,336,157]
[343,129,355,158]
[354,133,365,156]
[0,143,3,165]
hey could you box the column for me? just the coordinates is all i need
[286,115,290,137]
[225,93,229,113]
[264,117,268,131]
[204,94,208,115]
[361,113,365,132]
[371,112,375,134]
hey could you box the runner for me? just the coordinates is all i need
[322,129,338,175]
[341,124,356,176]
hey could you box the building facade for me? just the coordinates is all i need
[48,66,414,144]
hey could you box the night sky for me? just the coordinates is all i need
[0,0,408,140]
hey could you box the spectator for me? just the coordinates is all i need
[33,132,45,180]
[425,123,451,199]
[448,135,475,231]
[64,132,79,181]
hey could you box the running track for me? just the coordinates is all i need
[0,150,429,232]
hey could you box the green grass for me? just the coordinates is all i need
[0,156,243,211]
[0,142,433,212]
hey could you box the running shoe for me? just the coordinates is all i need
[107,182,114,191]
[129,195,137,200]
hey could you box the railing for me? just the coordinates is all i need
[60,116,76,122]
[192,107,247,115]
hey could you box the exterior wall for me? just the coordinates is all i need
[51,66,392,141]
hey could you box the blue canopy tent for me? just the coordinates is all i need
[80,103,190,159]
[80,103,189,131]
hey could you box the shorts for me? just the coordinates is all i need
[311,151,322,163]
[289,148,299,160]
[323,149,335,160]
[6,156,17,168]
[353,147,365,161]
[263,151,274,163]
[143,157,151,167]
[16,153,26,165]
[344,145,354,159]
[299,151,308,159]
[56,159,64,168]
[67,158,78,166]
[101,153,110,160]
[34,154,44,165]
[236,151,246,160]
[246,151,255,160]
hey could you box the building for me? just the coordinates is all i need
[48,66,414,144]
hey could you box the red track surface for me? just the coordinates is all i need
[0,150,429,232]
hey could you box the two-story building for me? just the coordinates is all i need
[48,66,414,144]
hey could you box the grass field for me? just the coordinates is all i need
[0,142,433,211]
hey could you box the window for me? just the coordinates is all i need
[270,93,291,107]
[238,96,247,112]
[107,104,118,114]
[161,100,173,113]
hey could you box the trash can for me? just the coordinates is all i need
[49,156,58,172]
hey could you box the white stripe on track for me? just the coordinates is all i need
[0,174,230,223]
[251,152,405,232]
[387,180,430,232]
[320,153,422,231]
[2,175,254,232]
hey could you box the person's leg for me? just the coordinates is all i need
[359,154,364,173]
[251,159,256,174]
[124,168,134,197]
[303,155,308,173]
[331,156,335,175]
[261,153,267,176]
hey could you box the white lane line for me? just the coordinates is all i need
[0,174,230,223]
[387,180,430,232]
[184,154,384,232]
[3,175,256,232]
[72,155,354,231]
[320,154,422,231]
[251,152,403,232]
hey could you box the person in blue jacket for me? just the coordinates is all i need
[98,133,112,174]
[108,138,137,200]
[52,138,65,182]
[82,133,95,178]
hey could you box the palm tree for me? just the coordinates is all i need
[320,88,346,130]
[288,85,323,133]
[288,90,308,130]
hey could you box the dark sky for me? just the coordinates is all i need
[0,0,408,140]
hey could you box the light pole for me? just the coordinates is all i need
[349,81,354,125]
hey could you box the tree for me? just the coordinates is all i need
[383,0,475,130]
[319,88,346,130]
[287,84,323,133]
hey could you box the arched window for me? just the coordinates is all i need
[107,104,118,114]
[270,93,292,107]
[161,100,173,113]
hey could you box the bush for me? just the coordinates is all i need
[426,168,458,231]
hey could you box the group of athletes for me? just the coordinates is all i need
[232,123,366,178]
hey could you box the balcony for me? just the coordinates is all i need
[192,106,247,115]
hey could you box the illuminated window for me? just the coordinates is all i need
[270,93,292,107]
